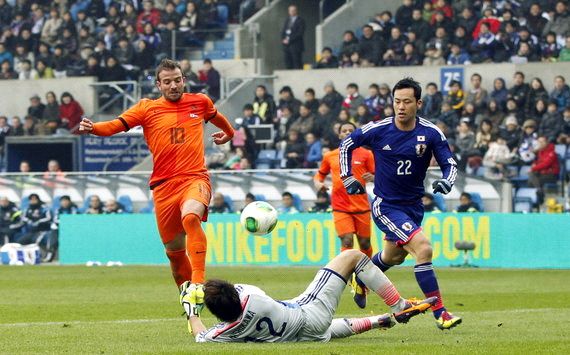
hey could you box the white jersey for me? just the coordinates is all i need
[196,284,306,343]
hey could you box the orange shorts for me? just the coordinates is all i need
[332,211,371,238]
[153,175,211,244]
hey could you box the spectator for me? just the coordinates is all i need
[289,104,316,136]
[22,115,44,136]
[76,10,96,35]
[437,101,459,129]
[241,193,256,212]
[284,129,305,169]
[43,91,61,133]
[455,192,480,212]
[446,80,465,114]
[179,1,200,31]
[35,59,54,79]
[526,78,549,113]
[0,60,17,80]
[51,46,69,79]
[518,119,539,165]
[100,23,119,51]
[114,38,135,66]
[18,59,37,80]
[559,35,570,61]
[60,92,85,133]
[41,8,63,47]
[141,23,161,51]
[321,81,343,115]
[309,190,331,213]
[542,1,569,40]
[209,192,231,213]
[304,132,322,168]
[85,195,103,214]
[364,84,381,120]
[133,40,155,72]
[304,88,319,114]
[466,73,488,112]
[455,118,476,171]
[314,47,339,69]
[46,195,79,262]
[315,102,336,145]
[137,0,162,33]
[0,43,13,67]
[252,85,276,123]
[423,43,446,66]
[77,27,97,51]
[9,116,24,136]
[383,27,407,66]
[473,119,494,157]
[342,83,364,118]
[0,196,23,245]
[510,42,534,64]
[422,193,441,213]
[447,42,471,65]
[281,4,305,70]
[526,3,547,38]
[541,31,561,61]
[513,27,540,61]
[452,25,471,51]
[17,193,52,245]
[355,104,374,126]
[491,77,509,109]
[179,59,199,84]
[277,191,299,214]
[28,94,46,120]
[160,2,182,29]
[422,82,443,119]
[530,98,548,123]
[409,8,432,42]
[224,147,246,170]
[508,71,530,110]
[550,75,570,112]
[274,106,296,144]
[339,30,359,58]
[396,0,414,29]
[240,104,261,126]
[557,107,570,144]
[400,43,421,66]
[538,100,563,142]
[198,58,220,101]
[483,136,513,180]
[471,22,496,63]
[359,25,382,66]
[277,85,302,115]
[104,199,125,214]
[529,136,560,205]
[369,11,394,41]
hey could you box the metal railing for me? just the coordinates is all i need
[220,75,276,100]
[89,81,141,116]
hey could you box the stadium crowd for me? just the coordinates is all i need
[315,0,570,69]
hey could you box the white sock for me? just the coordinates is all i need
[354,256,402,307]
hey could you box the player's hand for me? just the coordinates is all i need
[314,180,328,191]
[180,282,205,318]
[78,118,94,134]
[211,131,232,145]
[362,172,374,182]
[342,176,365,194]
[432,179,452,194]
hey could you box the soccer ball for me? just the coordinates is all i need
[240,201,278,236]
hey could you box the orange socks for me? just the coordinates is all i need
[182,213,207,284]
[360,247,373,259]
[165,248,192,287]
[340,246,351,252]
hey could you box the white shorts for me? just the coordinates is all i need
[286,268,347,342]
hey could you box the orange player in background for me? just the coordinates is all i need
[79,59,234,290]
[314,121,375,308]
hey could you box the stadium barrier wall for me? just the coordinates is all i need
[60,213,570,268]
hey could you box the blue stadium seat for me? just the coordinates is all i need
[139,200,154,214]
[510,165,531,187]
[117,195,134,213]
[20,196,29,211]
[469,192,484,212]
[543,154,564,193]
[516,188,538,205]
[475,166,486,177]
[554,144,567,157]
[51,196,62,214]
[256,149,277,169]
[513,197,533,213]
[223,194,234,213]
[291,193,304,212]
[216,4,229,26]
[433,193,446,212]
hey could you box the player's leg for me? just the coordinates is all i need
[180,177,211,284]
[328,314,394,339]
[403,232,462,329]
[333,211,356,252]
[351,213,373,308]
[164,232,193,287]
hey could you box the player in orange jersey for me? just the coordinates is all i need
[79,58,234,290]
[314,122,375,308]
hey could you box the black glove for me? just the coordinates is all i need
[343,176,365,195]
[432,179,452,194]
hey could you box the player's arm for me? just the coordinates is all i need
[339,127,373,194]
[361,150,375,182]
[204,94,234,145]
[79,101,146,136]
[431,133,458,195]
[313,155,330,191]
[189,316,208,339]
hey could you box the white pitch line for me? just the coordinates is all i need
[1,308,565,328]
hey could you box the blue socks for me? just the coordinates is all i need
[414,262,445,318]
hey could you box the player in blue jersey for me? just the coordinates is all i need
[339,77,462,330]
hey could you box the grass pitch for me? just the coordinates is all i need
[1,265,569,354]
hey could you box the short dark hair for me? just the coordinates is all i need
[305,88,315,96]
[243,103,254,111]
[471,73,482,80]
[338,121,356,134]
[514,71,525,79]
[369,83,380,90]
[203,279,242,322]
[203,58,212,64]
[347,83,358,90]
[426,82,438,89]
[245,192,255,200]
[155,58,182,81]
[282,191,293,199]
[392,77,422,100]
[60,195,71,202]
[460,192,472,200]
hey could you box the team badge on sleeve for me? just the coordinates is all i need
[415,144,427,157]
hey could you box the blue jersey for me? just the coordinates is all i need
[340,117,457,203]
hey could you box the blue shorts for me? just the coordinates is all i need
[371,197,424,246]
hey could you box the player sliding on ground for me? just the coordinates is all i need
[314,121,375,308]
[79,59,234,289]
[339,77,461,330]
[180,249,437,342]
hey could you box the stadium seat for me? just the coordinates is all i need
[51,196,62,214]
[256,149,277,169]
[291,193,304,212]
[515,188,538,205]
[433,193,447,212]
[511,165,531,187]
[554,144,567,157]
[469,192,484,212]
[117,195,134,213]
[475,166,486,177]
[254,194,266,201]
[223,194,234,213]
[20,196,30,211]
[139,200,154,214]
[513,197,533,213]
[543,154,564,193]
[216,4,229,27]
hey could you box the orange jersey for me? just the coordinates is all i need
[315,147,374,212]
[94,93,217,187]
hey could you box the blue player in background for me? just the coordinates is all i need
[339,77,462,330]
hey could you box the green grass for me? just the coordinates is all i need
[1,265,569,354]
